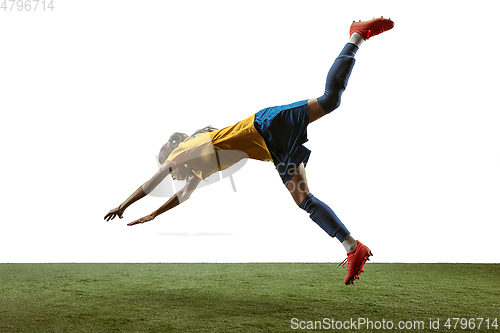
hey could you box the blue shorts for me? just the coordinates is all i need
[253,100,311,185]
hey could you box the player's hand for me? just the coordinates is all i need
[127,214,155,226]
[104,206,125,221]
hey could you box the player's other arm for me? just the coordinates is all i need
[104,161,175,221]
[127,172,201,226]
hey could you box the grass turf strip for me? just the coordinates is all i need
[1,263,499,332]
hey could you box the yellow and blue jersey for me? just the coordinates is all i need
[166,114,273,180]
[167,100,311,185]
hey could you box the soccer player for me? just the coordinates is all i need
[104,17,395,284]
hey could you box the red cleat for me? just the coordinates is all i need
[337,240,372,285]
[350,17,395,40]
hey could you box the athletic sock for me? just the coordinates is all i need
[299,193,350,242]
[349,32,365,48]
[340,42,359,57]
[342,235,358,253]
[316,43,358,113]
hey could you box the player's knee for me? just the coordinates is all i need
[299,193,316,213]
[317,93,341,114]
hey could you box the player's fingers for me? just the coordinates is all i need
[105,211,117,221]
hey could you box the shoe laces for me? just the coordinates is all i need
[337,256,350,269]
[337,253,369,270]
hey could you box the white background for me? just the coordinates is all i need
[1,1,499,263]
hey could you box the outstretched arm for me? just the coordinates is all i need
[104,160,175,222]
[127,172,201,226]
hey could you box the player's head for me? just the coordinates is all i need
[171,163,190,181]
[158,126,217,165]
[158,132,189,165]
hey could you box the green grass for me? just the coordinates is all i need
[1,263,499,332]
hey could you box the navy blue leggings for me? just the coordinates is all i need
[297,43,359,241]
[299,193,350,242]
[317,43,358,113]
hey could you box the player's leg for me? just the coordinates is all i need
[287,163,353,248]
[308,17,395,124]
[287,163,372,285]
